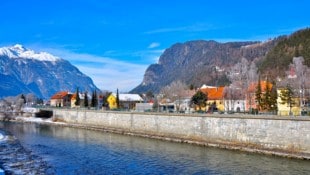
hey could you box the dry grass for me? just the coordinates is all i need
[52,117,65,123]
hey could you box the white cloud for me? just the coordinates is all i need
[145,23,214,34]
[148,42,160,49]
[145,26,189,34]
[33,47,148,92]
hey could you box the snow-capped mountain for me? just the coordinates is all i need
[0,44,98,99]
[0,44,60,62]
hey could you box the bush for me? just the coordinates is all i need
[195,110,205,114]
[250,108,259,115]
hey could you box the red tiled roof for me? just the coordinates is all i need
[51,91,69,99]
[200,86,225,100]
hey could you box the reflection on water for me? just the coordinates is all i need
[1,122,309,174]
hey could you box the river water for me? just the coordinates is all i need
[0,122,309,175]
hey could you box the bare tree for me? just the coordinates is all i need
[292,57,310,113]
[227,58,258,111]
[160,80,188,112]
[228,58,253,89]
[1,97,14,111]
[26,93,37,106]
[0,94,28,115]
[248,62,258,83]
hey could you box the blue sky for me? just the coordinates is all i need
[1,0,309,92]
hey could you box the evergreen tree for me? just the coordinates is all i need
[262,80,272,111]
[94,90,98,107]
[102,92,111,109]
[255,76,262,110]
[260,28,310,79]
[145,91,154,102]
[270,81,278,112]
[91,91,95,107]
[189,84,194,90]
[294,47,300,57]
[75,87,80,106]
[36,98,44,105]
[84,92,89,107]
[116,89,120,109]
[279,84,295,115]
[191,90,208,111]
[20,94,26,104]
[91,90,98,108]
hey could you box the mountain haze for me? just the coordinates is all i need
[0,44,98,99]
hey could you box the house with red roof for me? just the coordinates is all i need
[50,91,72,107]
[200,86,225,112]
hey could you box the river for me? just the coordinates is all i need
[0,122,309,174]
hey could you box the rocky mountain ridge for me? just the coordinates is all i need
[0,44,98,99]
[131,39,279,94]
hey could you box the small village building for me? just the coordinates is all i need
[223,86,245,113]
[50,91,72,107]
[200,86,225,112]
[224,99,245,113]
[98,93,110,109]
[174,89,196,113]
[174,99,192,113]
[157,89,196,113]
[277,88,301,116]
[107,93,143,110]
[135,103,153,112]
[158,100,175,113]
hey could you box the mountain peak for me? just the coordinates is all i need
[12,44,27,52]
[0,44,60,62]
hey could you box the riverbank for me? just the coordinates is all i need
[4,120,310,174]
[0,128,53,174]
[50,109,310,160]
[2,112,310,161]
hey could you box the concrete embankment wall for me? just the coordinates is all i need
[52,109,310,159]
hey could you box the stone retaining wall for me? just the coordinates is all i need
[52,109,310,159]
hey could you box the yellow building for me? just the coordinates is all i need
[107,94,117,109]
[200,86,225,112]
[107,93,143,110]
[277,89,301,116]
